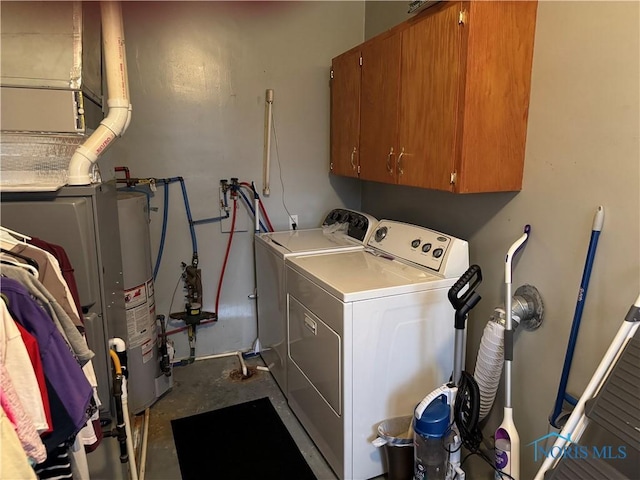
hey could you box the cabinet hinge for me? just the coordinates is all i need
[458,10,467,25]
[359,55,363,67]
[330,69,334,80]
[357,165,361,174]
[330,162,334,170]
[450,171,457,184]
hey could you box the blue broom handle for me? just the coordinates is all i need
[550,206,604,426]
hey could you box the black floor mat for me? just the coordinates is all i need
[171,396,317,480]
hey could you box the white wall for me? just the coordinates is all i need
[107,1,364,358]
[363,1,639,478]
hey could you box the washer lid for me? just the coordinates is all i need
[258,228,365,256]
[286,250,459,302]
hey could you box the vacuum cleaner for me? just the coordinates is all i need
[413,264,484,480]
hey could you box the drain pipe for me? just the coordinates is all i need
[173,350,270,377]
[138,408,150,480]
[197,351,249,377]
[109,338,139,480]
[68,1,131,185]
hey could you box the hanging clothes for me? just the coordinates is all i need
[34,443,73,480]
[0,298,49,434]
[1,278,93,447]
[14,321,53,435]
[0,253,39,277]
[29,236,84,320]
[2,265,94,364]
[5,242,84,328]
[0,406,37,480]
[0,363,47,463]
[1,227,106,477]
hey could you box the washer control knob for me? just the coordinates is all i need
[374,227,388,243]
[422,243,432,253]
[433,248,444,258]
[411,239,421,248]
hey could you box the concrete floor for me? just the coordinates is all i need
[144,354,340,480]
[87,352,494,480]
[141,354,498,480]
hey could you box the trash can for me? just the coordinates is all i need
[373,415,414,480]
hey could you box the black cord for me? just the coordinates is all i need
[454,371,482,452]
[451,371,515,480]
[458,442,516,480]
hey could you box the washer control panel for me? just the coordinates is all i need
[322,208,378,243]
[367,220,469,278]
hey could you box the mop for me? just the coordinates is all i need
[494,225,531,480]
[549,206,604,428]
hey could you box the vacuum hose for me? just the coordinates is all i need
[474,285,544,421]
[473,311,506,421]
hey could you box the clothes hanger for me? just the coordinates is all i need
[0,248,39,271]
[0,226,31,245]
[0,257,39,277]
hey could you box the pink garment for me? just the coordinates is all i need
[0,364,47,463]
[15,322,53,434]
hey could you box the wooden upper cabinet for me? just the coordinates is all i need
[330,48,361,178]
[456,0,538,192]
[398,1,462,190]
[359,31,401,183]
[329,0,537,193]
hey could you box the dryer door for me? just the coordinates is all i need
[288,295,341,415]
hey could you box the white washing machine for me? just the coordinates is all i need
[285,220,469,480]
[254,209,378,396]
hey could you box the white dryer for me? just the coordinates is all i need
[254,209,378,396]
[285,220,469,480]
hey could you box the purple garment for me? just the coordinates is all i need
[1,278,92,436]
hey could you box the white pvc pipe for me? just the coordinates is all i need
[68,1,131,185]
[138,408,150,480]
[109,337,126,353]
[262,89,274,196]
[534,317,639,479]
[121,378,139,480]
[176,351,250,377]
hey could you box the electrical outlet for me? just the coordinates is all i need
[289,214,298,230]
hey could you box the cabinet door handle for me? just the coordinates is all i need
[350,147,357,171]
[397,148,405,176]
[386,148,394,175]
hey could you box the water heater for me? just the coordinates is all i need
[117,191,172,413]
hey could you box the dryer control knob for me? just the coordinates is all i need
[374,227,388,243]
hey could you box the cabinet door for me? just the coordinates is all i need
[330,49,361,178]
[359,32,401,184]
[397,2,463,190]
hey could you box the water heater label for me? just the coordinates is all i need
[125,278,156,357]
